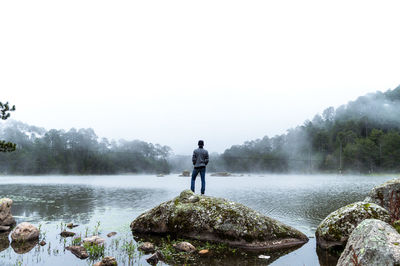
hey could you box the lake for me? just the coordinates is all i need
[0,174,396,265]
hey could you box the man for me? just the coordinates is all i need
[191,140,209,195]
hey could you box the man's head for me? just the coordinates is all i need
[198,140,204,148]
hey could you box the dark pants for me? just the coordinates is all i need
[191,167,206,194]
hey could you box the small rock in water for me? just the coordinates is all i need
[138,242,155,253]
[198,249,209,255]
[173,241,196,253]
[83,235,105,246]
[107,232,117,237]
[0,225,10,232]
[93,256,118,266]
[39,240,46,246]
[146,251,164,265]
[66,246,89,259]
[11,222,39,242]
[60,231,76,237]
[258,255,270,259]
[66,223,78,228]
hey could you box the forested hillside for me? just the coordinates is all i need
[0,120,171,174]
[221,86,400,173]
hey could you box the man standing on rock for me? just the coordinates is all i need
[191,140,209,195]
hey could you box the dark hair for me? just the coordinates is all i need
[198,140,204,146]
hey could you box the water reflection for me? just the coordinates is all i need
[0,231,10,252]
[11,240,38,254]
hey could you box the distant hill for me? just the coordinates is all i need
[0,120,171,175]
[220,85,400,173]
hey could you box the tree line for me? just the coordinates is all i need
[0,120,171,174]
[220,86,400,173]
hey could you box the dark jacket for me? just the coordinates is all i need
[192,147,209,168]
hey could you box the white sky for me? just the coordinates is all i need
[1,0,400,154]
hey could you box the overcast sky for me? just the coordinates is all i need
[1,1,400,154]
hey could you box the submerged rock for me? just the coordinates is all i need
[138,242,155,253]
[107,232,117,238]
[173,241,196,253]
[0,198,15,228]
[210,172,231,177]
[66,246,89,259]
[11,222,40,242]
[131,190,308,250]
[316,201,391,249]
[66,223,78,229]
[337,219,400,265]
[60,231,76,237]
[93,256,118,266]
[146,251,164,265]
[365,178,400,219]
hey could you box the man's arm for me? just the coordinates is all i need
[192,150,197,165]
[204,150,209,165]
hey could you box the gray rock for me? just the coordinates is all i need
[316,201,391,249]
[337,219,400,265]
[138,242,155,253]
[66,246,89,259]
[11,222,40,242]
[181,170,190,177]
[365,178,400,219]
[83,235,105,246]
[173,241,196,252]
[0,198,15,227]
[131,190,308,250]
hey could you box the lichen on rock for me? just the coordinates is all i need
[337,219,400,265]
[365,178,400,220]
[315,201,391,249]
[131,190,308,250]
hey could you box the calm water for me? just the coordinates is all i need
[0,174,396,265]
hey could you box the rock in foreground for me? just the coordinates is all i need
[131,190,308,250]
[11,222,39,242]
[316,201,390,249]
[365,178,400,218]
[337,219,400,265]
[0,198,15,228]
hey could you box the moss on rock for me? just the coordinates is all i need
[131,190,308,250]
[316,201,391,249]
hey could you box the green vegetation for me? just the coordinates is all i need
[0,101,16,152]
[221,85,400,173]
[83,242,105,260]
[0,120,171,174]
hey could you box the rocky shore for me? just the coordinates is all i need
[316,178,400,265]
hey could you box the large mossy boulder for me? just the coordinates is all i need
[131,190,308,250]
[365,178,400,219]
[316,201,391,249]
[337,219,400,265]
